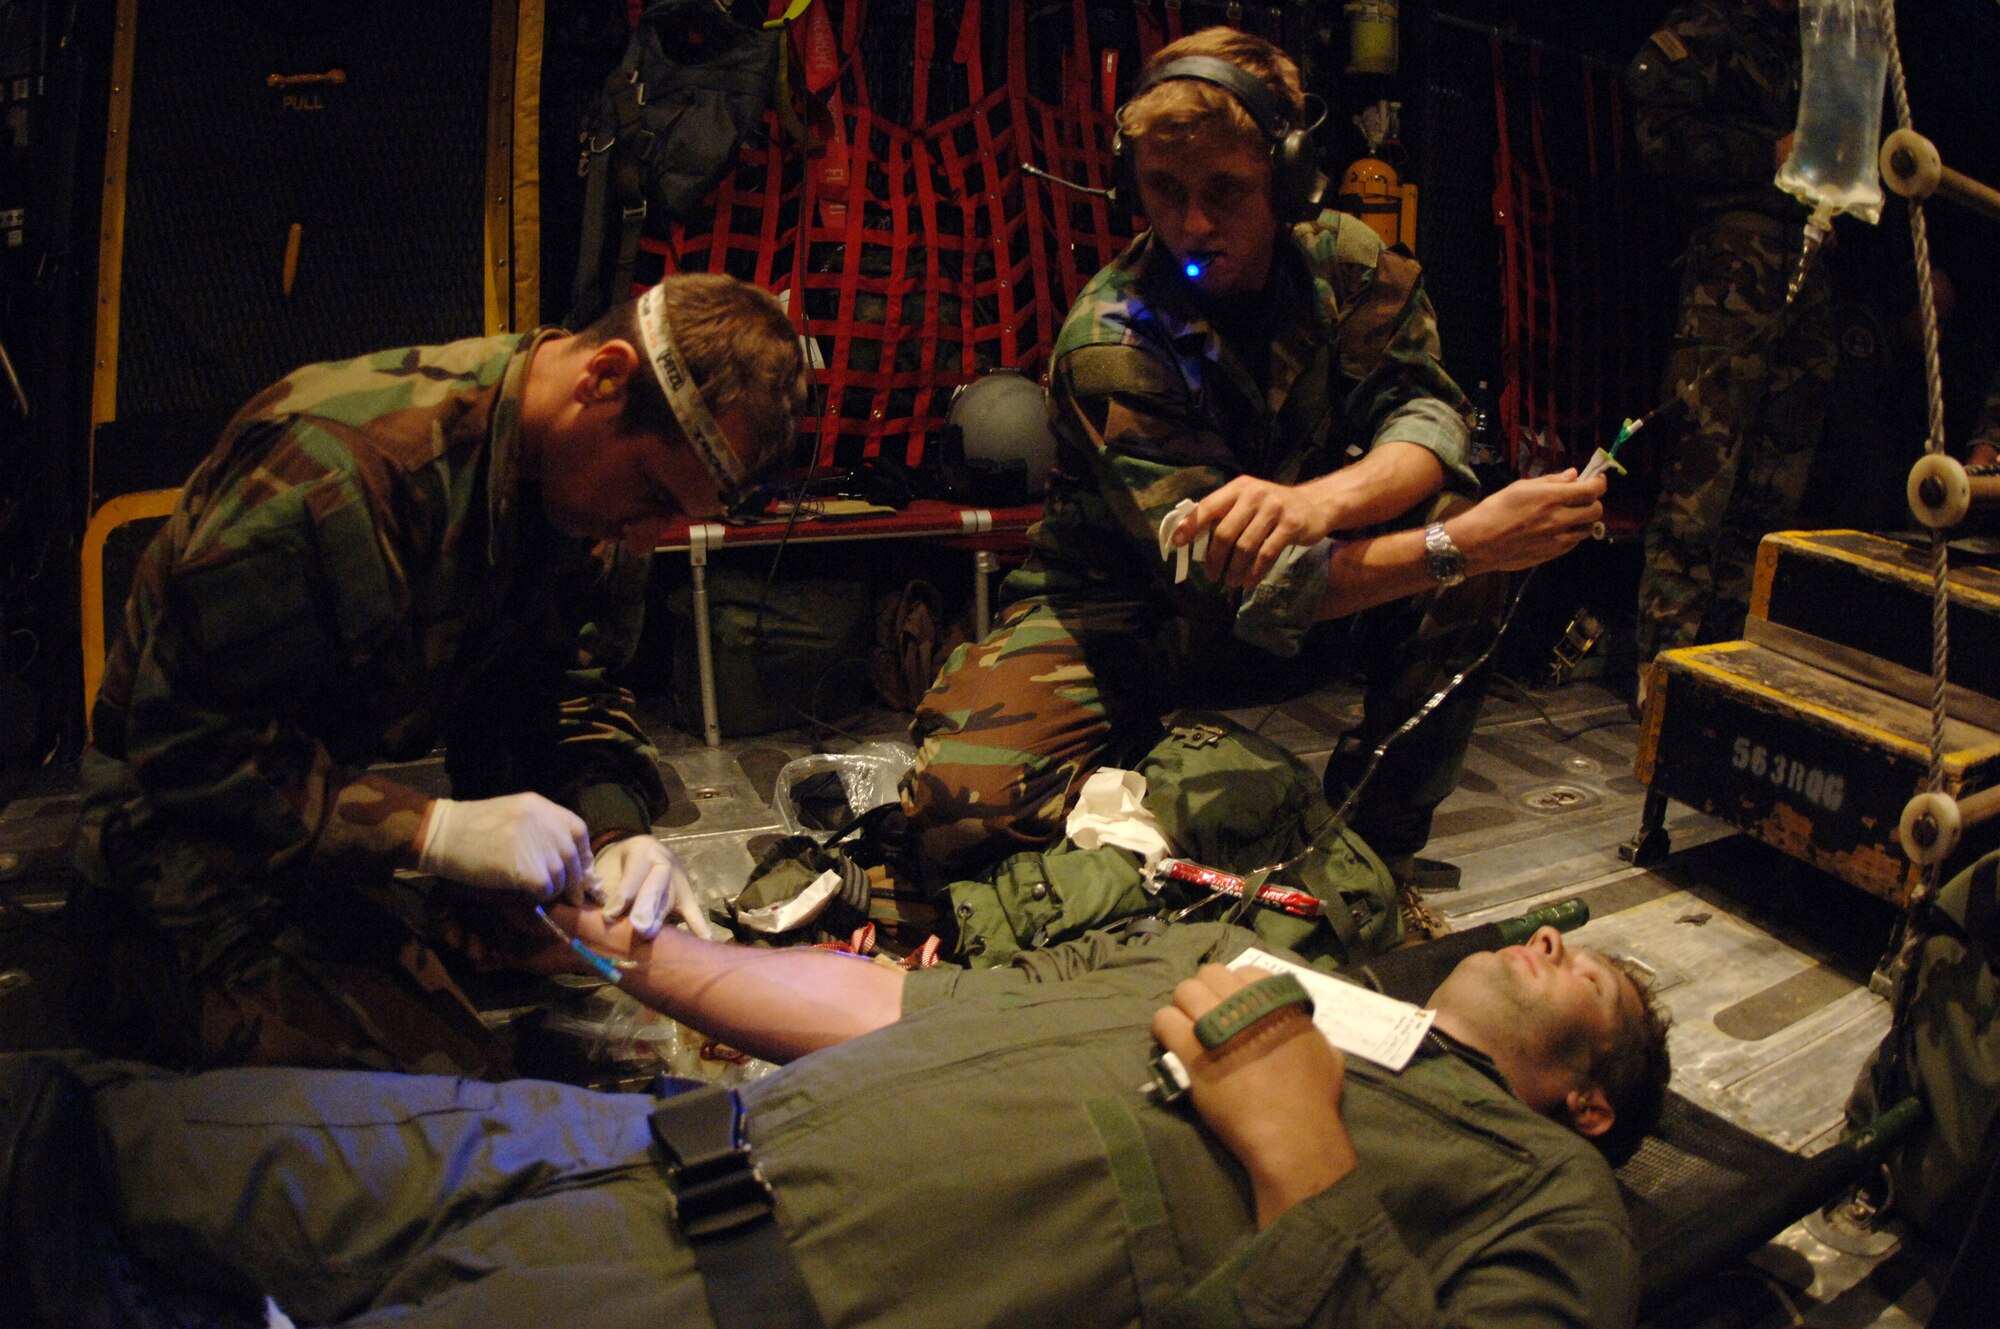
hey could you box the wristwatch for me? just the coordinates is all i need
[1423,522,1467,588]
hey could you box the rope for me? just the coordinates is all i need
[1872,0,1952,996]
[1880,0,1944,920]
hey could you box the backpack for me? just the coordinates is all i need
[944,713,1401,969]
[566,0,782,325]
[729,714,1401,970]
[1847,849,2000,1241]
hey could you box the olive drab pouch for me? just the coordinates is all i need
[733,804,947,959]
[566,0,782,325]
[944,713,1401,968]
[1846,848,2000,1241]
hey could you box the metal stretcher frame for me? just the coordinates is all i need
[654,499,1041,747]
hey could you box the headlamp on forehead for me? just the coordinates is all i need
[637,283,749,498]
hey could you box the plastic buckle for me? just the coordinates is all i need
[675,1153,777,1238]
[652,1085,776,1239]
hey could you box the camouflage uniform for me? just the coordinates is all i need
[70,332,666,1078]
[68,922,1637,1328]
[902,215,1499,883]
[1629,0,1837,662]
[1846,848,2000,1242]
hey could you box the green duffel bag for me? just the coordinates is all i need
[668,567,872,738]
[945,712,1401,969]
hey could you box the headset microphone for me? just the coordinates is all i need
[1019,161,1120,202]
[1018,160,1206,278]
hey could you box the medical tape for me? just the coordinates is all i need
[1156,500,1209,583]
[1157,500,1318,587]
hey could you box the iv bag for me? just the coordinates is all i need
[1775,0,1889,225]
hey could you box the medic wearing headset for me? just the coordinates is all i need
[899,28,1607,916]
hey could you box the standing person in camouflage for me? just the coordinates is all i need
[1628,0,1837,666]
[69,273,810,1079]
[899,29,1607,924]
[5,915,1671,1327]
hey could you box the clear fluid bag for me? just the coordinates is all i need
[1775,0,1890,225]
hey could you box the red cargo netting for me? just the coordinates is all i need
[629,0,1136,470]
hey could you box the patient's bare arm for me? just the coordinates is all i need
[553,907,908,1063]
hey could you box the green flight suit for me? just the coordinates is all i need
[1628,0,1837,662]
[72,924,1637,1328]
[900,215,1504,881]
[71,331,666,1078]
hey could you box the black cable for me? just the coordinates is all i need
[1490,673,1637,741]
[752,353,831,642]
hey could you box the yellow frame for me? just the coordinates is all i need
[80,487,180,735]
[486,0,544,333]
[91,1,545,456]
[87,0,139,497]
[82,4,544,734]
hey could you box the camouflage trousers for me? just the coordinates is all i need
[69,793,513,1079]
[899,502,1508,882]
[1637,211,1836,662]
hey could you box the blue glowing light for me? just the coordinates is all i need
[1184,262,1202,279]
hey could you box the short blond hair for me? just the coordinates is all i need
[1118,28,1306,154]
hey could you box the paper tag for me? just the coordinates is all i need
[1228,947,1435,1071]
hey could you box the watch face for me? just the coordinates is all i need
[1426,524,1465,584]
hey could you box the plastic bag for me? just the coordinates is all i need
[773,742,917,837]
[533,980,777,1088]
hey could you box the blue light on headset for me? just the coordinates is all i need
[1184,259,1204,279]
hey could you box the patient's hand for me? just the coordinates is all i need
[1151,963,1359,1227]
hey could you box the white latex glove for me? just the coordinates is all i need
[593,833,712,939]
[416,794,596,905]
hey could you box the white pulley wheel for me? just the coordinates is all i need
[1881,128,1943,200]
[1908,453,1971,529]
[1899,791,1962,867]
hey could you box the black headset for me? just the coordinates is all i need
[1110,55,1325,223]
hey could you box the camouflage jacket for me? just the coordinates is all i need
[79,332,665,898]
[1628,0,1805,221]
[1010,215,1472,644]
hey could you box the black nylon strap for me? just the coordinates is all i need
[649,1085,827,1329]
